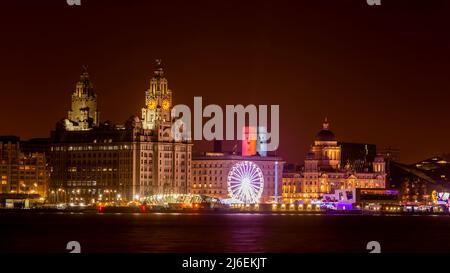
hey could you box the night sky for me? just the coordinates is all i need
[0,0,449,164]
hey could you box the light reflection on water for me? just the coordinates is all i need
[0,213,449,253]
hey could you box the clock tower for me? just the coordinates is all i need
[142,59,172,130]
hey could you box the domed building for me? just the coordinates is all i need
[282,118,386,202]
[310,118,341,171]
[316,120,336,141]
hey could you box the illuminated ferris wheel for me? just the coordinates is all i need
[227,161,264,204]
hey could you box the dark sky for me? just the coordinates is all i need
[0,0,449,164]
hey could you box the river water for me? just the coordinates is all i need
[0,212,448,253]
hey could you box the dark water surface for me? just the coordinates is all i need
[0,213,448,253]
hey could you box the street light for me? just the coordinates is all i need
[50,190,56,203]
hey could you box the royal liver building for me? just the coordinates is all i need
[50,61,192,203]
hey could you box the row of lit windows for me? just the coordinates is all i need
[140,150,188,157]
[191,190,224,195]
[193,162,276,169]
[162,146,172,151]
[66,175,129,181]
[194,170,223,175]
[69,153,125,158]
[303,174,380,179]
[93,139,113,144]
[68,160,120,165]
[68,167,119,172]
[67,181,98,186]
[66,171,129,176]
[283,183,382,193]
[67,175,121,180]
[194,177,223,182]
[52,145,130,152]
[355,175,380,179]
[18,166,36,171]
[192,183,223,188]
[193,169,276,176]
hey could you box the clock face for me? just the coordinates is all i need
[162,99,170,110]
[147,99,156,110]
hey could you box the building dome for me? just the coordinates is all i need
[374,154,385,163]
[317,130,336,141]
[316,118,336,141]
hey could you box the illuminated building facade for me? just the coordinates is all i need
[141,59,172,130]
[191,152,284,203]
[64,66,100,131]
[282,119,386,202]
[49,62,192,203]
[282,164,302,201]
[0,136,48,198]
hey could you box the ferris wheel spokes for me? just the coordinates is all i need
[227,161,264,204]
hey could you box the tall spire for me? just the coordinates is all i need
[153,59,164,78]
[323,117,330,130]
[76,65,94,97]
[81,65,89,76]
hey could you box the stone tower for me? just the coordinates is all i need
[142,59,173,131]
[65,66,100,131]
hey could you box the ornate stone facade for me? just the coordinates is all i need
[191,153,284,203]
[65,67,100,131]
[50,61,192,203]
[282,119,386,202]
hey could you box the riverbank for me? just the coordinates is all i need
[0,207,448,216]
